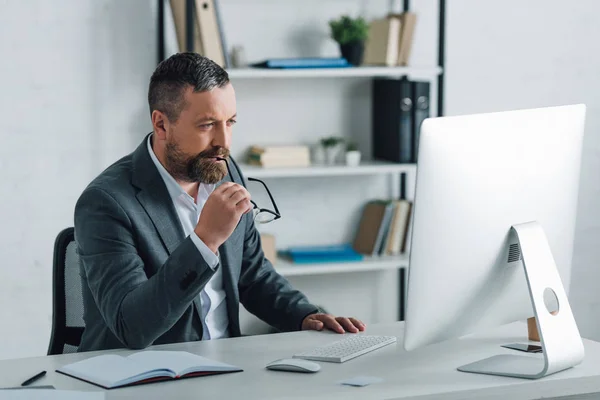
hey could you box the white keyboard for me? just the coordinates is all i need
[293,335,397,363]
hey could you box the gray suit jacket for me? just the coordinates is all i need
[74,135,319,352]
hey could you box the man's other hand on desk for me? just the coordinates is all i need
[302,313,366,333]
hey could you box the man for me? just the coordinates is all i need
[74,52,365,352]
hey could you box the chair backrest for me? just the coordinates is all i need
[47,227,85,355]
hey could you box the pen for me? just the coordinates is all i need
[21,370,46,386]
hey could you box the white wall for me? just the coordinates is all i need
[1,0,599,360]
[444,0,600,340]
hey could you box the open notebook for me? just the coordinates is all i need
[56,350,242,389]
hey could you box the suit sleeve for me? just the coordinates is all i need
[75,187,216,349]
[237,215,320,332]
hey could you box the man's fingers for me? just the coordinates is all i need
[336,317,359,333]
[214,182,236,194]
[310,319,324,331]
[318,314,344,333]
[349,317,366,331]
[237,199,253,214]
[230,185,251,200]
[229,189,250,206]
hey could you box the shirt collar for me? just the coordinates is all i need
[147,134,215,204]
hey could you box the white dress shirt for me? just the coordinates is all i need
[147,135,229,340]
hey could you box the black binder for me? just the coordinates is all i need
[372,77,414,164]
[411,81,430,162]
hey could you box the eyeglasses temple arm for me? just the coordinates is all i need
[247,177,280,216]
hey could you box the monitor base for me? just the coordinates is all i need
[457,221,584,379]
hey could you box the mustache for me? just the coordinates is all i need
[196,147,230,160]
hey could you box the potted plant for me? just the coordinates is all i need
[345,141,361,166]
[328,15,369,66]
[320,136,343,165]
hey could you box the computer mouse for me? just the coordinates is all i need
[265,358,321,373]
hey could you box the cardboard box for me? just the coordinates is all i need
[260,233,277,263]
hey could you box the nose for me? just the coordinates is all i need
[212,122,230,149]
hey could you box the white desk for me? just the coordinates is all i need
[2,322,600,399]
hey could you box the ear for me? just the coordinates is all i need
[151,110,169,141]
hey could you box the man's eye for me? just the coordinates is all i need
[228,119,237,126]
[199,123,213,129]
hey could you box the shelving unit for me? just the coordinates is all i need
[239,161,416,179]
[156,0,447,115]
[226,66,442,80]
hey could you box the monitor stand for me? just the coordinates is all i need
[457,221,585,379]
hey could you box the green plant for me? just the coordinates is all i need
[346,141,359,152]
[320,136,343,148]
[328,15,369,45]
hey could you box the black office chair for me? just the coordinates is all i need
[47,227,85,355]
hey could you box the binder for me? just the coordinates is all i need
[412,81,430,162]
[169,0,203,53]
[372,77,414,164]
[212,0,231,68]
[195,0,226,67]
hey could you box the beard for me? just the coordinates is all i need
[164,140,229,184]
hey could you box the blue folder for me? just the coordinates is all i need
[251,57,351,69]
[285,243,364,264]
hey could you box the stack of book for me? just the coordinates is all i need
[247,145,311,168]
[352,199,413,256]
[169,0,230,68]
[363,12,417,67]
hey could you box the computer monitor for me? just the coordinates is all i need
[403,104,586,379]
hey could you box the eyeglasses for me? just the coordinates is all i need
[216,157,281,224]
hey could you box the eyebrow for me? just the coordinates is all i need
[195,114,237,123]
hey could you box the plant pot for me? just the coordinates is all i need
[339,41,364,66]
[312,144,326,165]
[324,146,340,165]
[345,150,361,166]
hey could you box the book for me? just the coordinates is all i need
[56,350,242,389]
[384,200,412,255]
[352,200,394,255]
[169,0,203,53]
[363,15,402,66]
[247,145,311,168]
[286,244,364,264]
[195,0,226,67]
[397,12,417,66]
[212,0,231,68]
[250,58,351,69]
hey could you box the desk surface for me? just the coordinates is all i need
[2,322,600,399]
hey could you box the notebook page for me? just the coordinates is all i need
[127,351,240,377]
[57,354,170,388]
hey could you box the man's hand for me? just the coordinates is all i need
[195,182,253,253]
[302,313,366,334]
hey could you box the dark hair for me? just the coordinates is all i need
[148,52,230,122]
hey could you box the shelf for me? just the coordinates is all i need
[239,161,416,179]
[274,254,409,277]
[227,66,442,80]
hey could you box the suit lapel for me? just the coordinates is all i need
[219,239,242,337]
[136,190,184,254]
[132,134,185,254]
